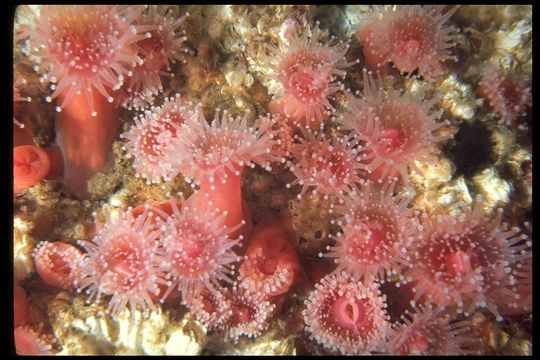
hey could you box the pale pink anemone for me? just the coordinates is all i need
[159,197,243,303]
[486,239,532,316]
[184,285,232,331]
[117,5,189,110]
[302,271,390,355]
[75,206,169,315]
[263,22,357,129]
[384,305,482,355]
[23,5,146,116]
[286,129,367,199]
[223,285,276,342]
[237,222,299,298]
[405,196,531,320]
[358,5,459,78]
[33,241,84,290]
[14,324,55,355]
[162,107,280,186]
[477,65,531,127]
[338,69,450,184]
[120,94,196,184]
[325,181,418,283]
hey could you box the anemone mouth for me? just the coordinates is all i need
[388,14,434,73]
[281,51,333,103]
[100,234,149,291]
[369,102,426,158]
[344,213,398,259]
[332,297,369,330]
[167,229,217,277]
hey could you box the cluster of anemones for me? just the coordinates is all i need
[31,200,300,343]
[16,5,532,356]
[14,5,191,199]
[30,199,233,313]
[21,5,188,116]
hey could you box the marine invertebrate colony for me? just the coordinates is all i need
[358,5,459,78]
[11,4,532,356]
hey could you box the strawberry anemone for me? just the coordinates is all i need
[264,23,356,129]
[25,5,146,198]
[159,197,242,303]
[238,219,300,298]
[14,325,55,355]
[286,129,366,199]
[405,196,531,320]
[325,182,417,283]
[303,271,391,355]
[477,65,531,127]
[358,5,459,78]
[117,5,189,110]
[184,285,232,331]
[121,95,195,184]
[33,241,83,290]
[223,285,276,342]
[14,145,50,194]
[162,108,281,238]
[487,246,532,316]
[384,306,482,355]
[338,69,450,183]
[75,206,168,315]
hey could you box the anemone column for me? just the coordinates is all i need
[194,165,253,241]
[55,91,120,198]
